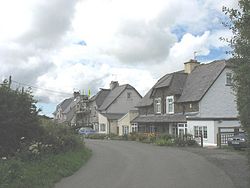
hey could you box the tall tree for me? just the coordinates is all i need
[223,1,250,136]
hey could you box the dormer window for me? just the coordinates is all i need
[154,98,161,114]
[226,72,233,86]
[166,96,174,114]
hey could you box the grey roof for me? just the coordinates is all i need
[135,88,154,107]
[90,89,110,107]
[132,114,186,123]
[154,74,173,89]
[101,113,125,120]
[98,84,137,111]
[136,72,187,107]
[178,60,226,103]
[54,98,73,114]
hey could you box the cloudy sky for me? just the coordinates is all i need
[0,0,237,116]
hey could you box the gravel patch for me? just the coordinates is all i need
[182,147,249,188]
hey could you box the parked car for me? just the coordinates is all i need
[78,127,96,136]
[228,133,248,149]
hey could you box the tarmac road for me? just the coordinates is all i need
[55,139,235,188]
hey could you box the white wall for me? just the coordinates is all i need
[98,113,108,134]
[199,68,238,118]
[187,120,215,146]
[187,119,241,146]
[118,111,139,136]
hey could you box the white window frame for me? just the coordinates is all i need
[122,125,129,135]
[131,123,138,133]
[194,126,207,139]
[166,96,174,114]
[154,98,161,114]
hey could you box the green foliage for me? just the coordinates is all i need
[0,147,91,188]
[155,139,173,146]
[0,82,43,156]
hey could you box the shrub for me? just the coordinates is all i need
[155,139,174,146]
[0,83,43,157]
[128,132,138,141]
[158,133,173,141]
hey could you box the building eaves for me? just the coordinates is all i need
[132,114,186,123]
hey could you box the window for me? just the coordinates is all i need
[172,124,178,136]
[226,72,232,85]
[194,126,207,139]
[127,92,132,99]
[149,126,156,133]
[154,98,161,114]
[122,126,129,135]
[100,123,106,132]
[166,96,174,114]
[131,123,138,133]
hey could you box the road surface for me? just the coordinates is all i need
[55,139,235,188]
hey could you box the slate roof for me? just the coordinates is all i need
[132,114,186,123]
[54,98,73,114]
[90,89,110,108]
[178,60,226,103]
[98,84,137,111]
[135,88,154,107]
[136,72,187,107]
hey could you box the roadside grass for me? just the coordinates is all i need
[0,146,92,188]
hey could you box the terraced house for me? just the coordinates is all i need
[90,81,142,135]
[133,59,240,146]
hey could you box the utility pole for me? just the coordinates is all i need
[8,76,12,88]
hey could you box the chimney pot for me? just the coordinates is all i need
[184,59,200,74]
[110,81,119,90]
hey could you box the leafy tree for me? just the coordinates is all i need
[0,81,43,156]
[223,1,250,135]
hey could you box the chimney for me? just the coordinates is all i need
[73,91,80,98]
[184,59,200,74]
[110,81,119,90]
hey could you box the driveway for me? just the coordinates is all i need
[55,140,244,188]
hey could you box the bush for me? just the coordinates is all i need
[155,139,173,146]
[127,133,136,141]
[0,83,43,157]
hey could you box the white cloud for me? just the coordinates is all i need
[0,0,237,116]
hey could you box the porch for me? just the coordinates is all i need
[132,114,187,137]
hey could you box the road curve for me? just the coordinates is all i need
[55,139,235,188]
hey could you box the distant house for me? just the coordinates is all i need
[118,110,139,136]
[53,92,90,127]
[96,81,142,135]
[53,92,81,126]
[133,60,240,146]
[89,89,110,131]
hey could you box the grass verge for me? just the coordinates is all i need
[0,146,91,188]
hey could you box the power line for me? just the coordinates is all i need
[12,80,73,96]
